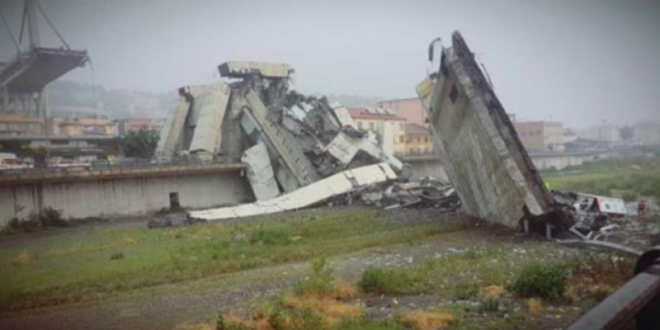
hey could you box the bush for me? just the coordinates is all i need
[268,305,325,330]
[358,267,402,295]
[509,262,567,300]
[2,207,67,233]
[39,207,67,227]
[293,258,335,297]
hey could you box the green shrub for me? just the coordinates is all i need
[2,207,66,234]
[509,262,567,300]
[40,207,67,227]
[293,258,336,296]
[268,305,325,330]
[358,267,400,295]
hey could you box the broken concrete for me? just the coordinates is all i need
[155,83,231,159]
[418,32,553,228]
[190,163,397,221]
[157,61,404,202]
[218,61,293,79]
[241,141,280,201]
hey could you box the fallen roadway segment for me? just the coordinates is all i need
[190,163,397,221]
[0,47,88,94]
[417,31,554,229]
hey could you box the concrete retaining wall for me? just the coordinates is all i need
[405,152,610,178]
[0,172,253,227]
[531,152,609,170]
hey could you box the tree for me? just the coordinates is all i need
[121,129,159,159]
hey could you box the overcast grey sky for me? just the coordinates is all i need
[1,0,659,127]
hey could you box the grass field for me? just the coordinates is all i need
[2,156,655,329]
[541,156,660,202]
[202,241,634,330]
[0,208,463,312]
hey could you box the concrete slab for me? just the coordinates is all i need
[418,32,552,228]
[189,83,231,154]
[190,163,397,221]
[218,62,293,79]
[242,141,280,201]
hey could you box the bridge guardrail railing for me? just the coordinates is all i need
[0,156,243,176]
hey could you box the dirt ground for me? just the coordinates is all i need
[0,208,521,330]
[2,207,625,330]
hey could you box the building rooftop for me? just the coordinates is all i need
[347,107,405,121]
[0,114,43,123]
[514,120,563,126]
[404,123,431,136]
[377,97,421,103]
[0,135,117,142]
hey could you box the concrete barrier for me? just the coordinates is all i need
[0,165,253,227]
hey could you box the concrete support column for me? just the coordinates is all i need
[1,85,7,113]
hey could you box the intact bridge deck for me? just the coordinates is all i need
[0,162,247,186]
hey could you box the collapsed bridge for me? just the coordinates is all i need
[156,61,405,216]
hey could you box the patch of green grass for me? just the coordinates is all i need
[541,157,660,202]
[452,311,531,330]
[358,267,408,295]
[0,208,462,311]
[293,258,336,297]
[453,283,480,300]
[268,304,327,330]
[335,318,405,330]
[509,262,567,300]
[357,246,526,296]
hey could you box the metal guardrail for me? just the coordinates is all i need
[0,156,242,176]
[394,152,438,161]
[394,151,436,157]
[567,246,660,330]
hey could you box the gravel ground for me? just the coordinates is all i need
[0,208,513,330]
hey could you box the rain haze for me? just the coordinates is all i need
[1,0,659,126]
[4,2,660,330]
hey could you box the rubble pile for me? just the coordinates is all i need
[324,178,461,211]
[551,190,660,252]
[154,36,653,246]
[380,179,460,211]
[156,61,402,201]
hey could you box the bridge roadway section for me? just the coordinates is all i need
[0,162,253,226]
